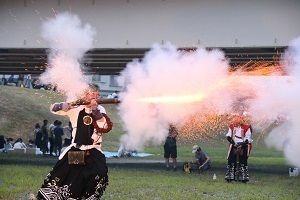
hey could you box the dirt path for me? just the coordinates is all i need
[0,155,288,175]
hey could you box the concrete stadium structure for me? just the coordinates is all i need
[0,0,300,76]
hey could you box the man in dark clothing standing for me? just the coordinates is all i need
[164,124,178,171]
[48,120,58,156]
[41,119,49,155]
[53,121,64,156]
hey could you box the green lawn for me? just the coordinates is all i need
[0,142,299,200]
[1,86,299,199]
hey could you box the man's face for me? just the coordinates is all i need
[85,91,99,100]
[236,122,242,126]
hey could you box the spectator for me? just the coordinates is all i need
[191,145,211,172]
[8,75,14,83]
[63,121,73,147]
[54,120,64,156]
[32,78,41,89]
[0,135,6,152]
[17,74,24,87]
[1,77,7,85]
[34,123,43,149]
[111,91,118,98]
[27,139,35,148]
[13,138,27,148]
[24,74,32,88]
[164,124,178,171]
[7,75,16,86]
[48,120,58,156]
[5,138,14,151]
[41,119,49,155]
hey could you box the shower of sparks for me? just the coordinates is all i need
[177,112,231,142]
[230,60,286,76]
[144,61,286,143]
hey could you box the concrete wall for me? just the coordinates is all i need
[1,0,299,49]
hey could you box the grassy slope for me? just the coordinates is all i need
[0,86,122,151]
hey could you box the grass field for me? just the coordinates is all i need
[0,149,299,200]
[0,86,299,199]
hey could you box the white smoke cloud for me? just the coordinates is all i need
[118,43,233,150]
[39,12,96,101]
[263,37,300,167]
[118,40,300,168]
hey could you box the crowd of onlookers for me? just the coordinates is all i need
[0,119,73,156]
[1,75,119,97]
[0,136,28,153]
[0,74,57,90]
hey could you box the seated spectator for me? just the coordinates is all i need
[5,138,14,151]
[111,91,118,99]
[13,138,27,148]
[27,139,35,148]
[0,135,6,152]
[189,145,211,172]
[2,77,7,85]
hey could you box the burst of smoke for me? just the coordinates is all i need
[39,12,96,101]
[118,43,233,150]
[264,37,300,167]
[118,40,300,169]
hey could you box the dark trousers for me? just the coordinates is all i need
[64,138,71,147]
[42,138,49,154]
[225,145,249,181]
[54,138,62,156]
[49,137,54,155]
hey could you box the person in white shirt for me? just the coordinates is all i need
[63,121,73,147]
[13,138,26,149]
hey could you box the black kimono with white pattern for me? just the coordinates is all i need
[37,108,109,200]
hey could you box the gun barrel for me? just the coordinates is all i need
[96,98,120,104]
[70,98,120,106]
